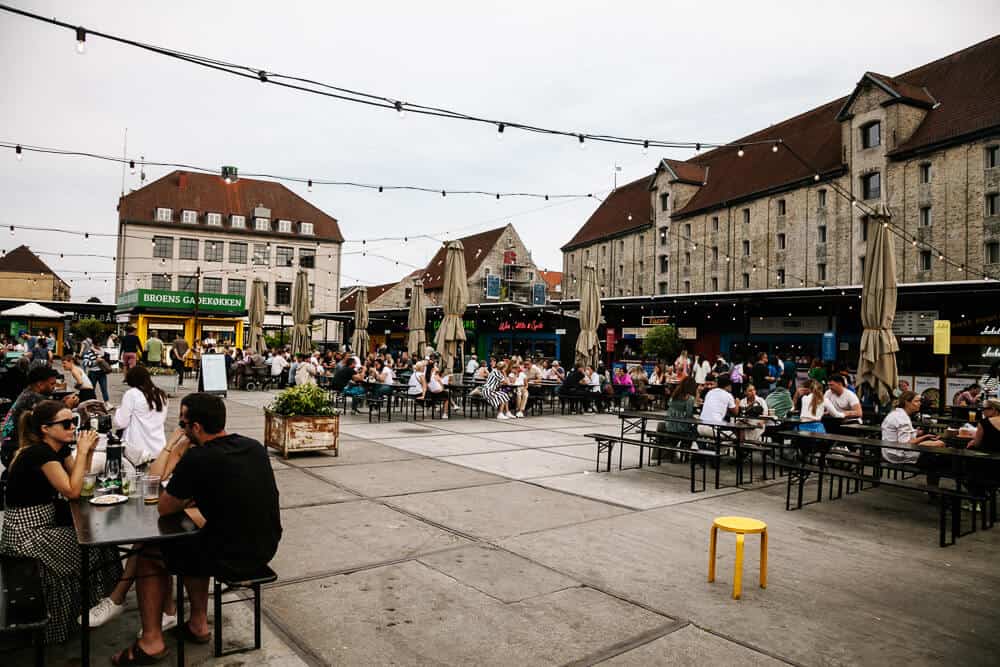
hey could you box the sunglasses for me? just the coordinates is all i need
[44,418,77,430]
[178,419,189,428]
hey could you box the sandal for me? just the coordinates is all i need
[171,621,211,644]
[111,640,170,666]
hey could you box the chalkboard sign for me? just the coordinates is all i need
[200,353,228,396]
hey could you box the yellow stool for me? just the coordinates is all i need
[708,516,767,600]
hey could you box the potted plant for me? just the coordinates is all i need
[264,383,340,459]
[146,365,178,396]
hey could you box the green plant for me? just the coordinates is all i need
[642,325,683,361]
[71,318,112,343]
[268,383,339,417]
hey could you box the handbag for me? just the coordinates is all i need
[97,357,112,374]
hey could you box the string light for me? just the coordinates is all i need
[75,26,86,55]
[15,144,23,161]
[129,159,136,174]
[642,140,649,155]
[772,143,779,153]
[307,179,313,192]
[737,146,745,157]
[497,123,505,140]
[394,100,405,119]
[578,134,585,150]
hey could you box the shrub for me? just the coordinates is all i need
[268,383,339,417]
[642,325,683,361]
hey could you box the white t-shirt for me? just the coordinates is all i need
[408,372,423,395]
[701,388,736,422]
[270,355,289,376]
[380,366,395,385]
[881,407,920,463]
[824,389,861,421]
[800,393,827,421]
[466,358,479,374]
[514,371,527,387]
[113,388,168,462]
[740,395,769,417]
[694,361,710,384]
[588,372,601,392]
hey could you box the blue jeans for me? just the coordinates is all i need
[88,371,109,402]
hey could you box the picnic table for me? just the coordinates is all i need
[71,498,200,667]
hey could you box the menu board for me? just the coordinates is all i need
[200,353,228,396]
[893,311,937,336]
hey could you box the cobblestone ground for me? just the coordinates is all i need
[6,376,1000,666]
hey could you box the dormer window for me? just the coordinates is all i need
[155,207,172,222]
[255,217,270,232]
[300,222,314,235]
[230,215,246,229]
[861,121,881,149]
[206,212,222,226]
[181,210,198,224]
[277,219,292,233]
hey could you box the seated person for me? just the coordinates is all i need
[559,364,591,398]
[881,390,946,484]
[1,365,80,470]
[1,400,122,644]
[425,364,451,419]
[823,375,862,430]
[331,357,366,414]
[113,393,281,665]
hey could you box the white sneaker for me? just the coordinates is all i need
[516,411,525,418]
[79,597,124,627]
[441,413,449,420]
[137,612,178,638]
[497,413,509,420]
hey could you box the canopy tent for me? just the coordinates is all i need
[0,302,65,319]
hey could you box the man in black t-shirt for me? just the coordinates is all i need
[116,393,281,664]
[559,364,590,397]
[120,326,143,371]
[751,352,774,397]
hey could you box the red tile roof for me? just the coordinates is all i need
[419,226,508,290]
[561,175,654,251]
[119,171,343,242]
[340,281,397,311]
[863,72,937,107]
[0,245,65,280]
[538,270,562,290]
[659,159,707,185]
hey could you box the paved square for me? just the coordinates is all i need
[311,458,508,496]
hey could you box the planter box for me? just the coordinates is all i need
[150,373,178,397]
[264,410,340,459]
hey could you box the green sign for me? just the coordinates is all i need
[431,318,476,332]
[117,289,245,313]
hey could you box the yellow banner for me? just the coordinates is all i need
[933,320,951,355]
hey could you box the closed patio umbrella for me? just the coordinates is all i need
[246,279,266,355]
[407,281,427,359]
[290,270,312,356]
[858,204,899,403]
[433,241,469,374]
[350,287,370,356]
[575,265,601,369]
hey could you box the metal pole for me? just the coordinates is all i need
[193,265,201,346]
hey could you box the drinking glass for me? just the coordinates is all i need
[969,410,978,423]
[142,474,161,505]
[122,472,139,498]
[81,473,97,497]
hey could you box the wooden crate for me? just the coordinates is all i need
[264,411,339,459]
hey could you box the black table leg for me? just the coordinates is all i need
[81,543,90,667]
[176,575,185,666]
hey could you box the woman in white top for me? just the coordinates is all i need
[881,390,945,464]
[797,381,828,433]
[739,384,770,441]
[112,366,168,464]
[408,361,426,396]
[693,356,710,385]
[513,364,529,418]
[426,365,450,419]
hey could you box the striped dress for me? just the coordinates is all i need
[481,369,510,408]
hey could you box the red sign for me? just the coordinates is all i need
[498,320,544,332]
[606,328,616,352]
[503,250,517,265]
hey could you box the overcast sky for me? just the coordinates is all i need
[2,0,998,302]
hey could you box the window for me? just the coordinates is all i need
[255,217,270,231]
[619,240,624,252]
[818,225,827,244]
[253,243,269,266]
[151,274,171,290]
[919,163,932,183]
[227,278,246,296]
[600,268,606,284]
[712,246,719,262]
[818,189,827,208]
[776,269,785,286]
[277,219,293,233]
[300,247,316,268]
[742,273,750,289]
[817,263,827,281]
[152,236,173,259]
[181,210,198,224]
[300,222,314,235]
[229,241,247,264]
[658,281,668,295]
[684,223,692,239]
[919,250,932,271]
[986,241,1000,264]
[276,246,295,267]
[660,192,669,212]
[684,280,691,293]
[585,249,590,262]
[659,228,667,246]
[711,277,719,291]
[202,277,222,293]
[275,281,292,306]
[206,212,222,226]
[178,275,197,291]
[684,251,691,266]
[861,121,881,149]
[777,233,786,250]
[742,239,751,256]
[617,264,624,278]
[987,193,999,217]
[861,216,869,242]
[179,238,199,260]
[230,215,246,229]
[659,255,668,272]
[712,217,719,232]
[205,240,224,262]
[742,208,750,224]
[777,199,786,216]
[638,234,644,247]
[155,207,172,222]
[861,172,881,200]
[920,206,932,227]
[601,245,607,257]
[986,146,999,169]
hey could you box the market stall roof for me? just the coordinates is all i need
[0,301,66,318]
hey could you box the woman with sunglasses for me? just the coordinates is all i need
[0,400,122,644]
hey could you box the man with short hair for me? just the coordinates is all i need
[751,352,774,397]
[332,356,366,414]
[766,376,795,418]
[145,331,164,367]
[824,375,862,425]
[698,375,738,439]
[465,354,479,375]
[113,393,281,665]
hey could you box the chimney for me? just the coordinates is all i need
[178,173,188,189]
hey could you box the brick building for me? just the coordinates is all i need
[0,245,71,301]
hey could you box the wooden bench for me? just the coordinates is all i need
[213,565,278,658]
[0,556,47,667]
[585,433,720,492]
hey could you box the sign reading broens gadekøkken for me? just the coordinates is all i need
[116,289,246,314]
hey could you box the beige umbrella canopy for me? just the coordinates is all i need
[246,279,267,355]
[407,281,427,359]
[350,287,370,356]
[858,203,900,403]
[433,241,469,374]
[290,270,312,356]
[575,264,601,369]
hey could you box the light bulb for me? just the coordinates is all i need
[130,160,136,174]
[627,214,632,221]
[578,134,585,150]
[814,174,820,181]
[307,179,313,192]
[737,146,745,157]
[15,145,23,161]
[8,226,13,237]
[642,140,649,155]
[497,123,505,140]
[772,144,779,153]
[395,101,405,119]
[441,190,446,197]
[75,27,86,55]
[378,186,383,193]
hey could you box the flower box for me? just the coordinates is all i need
[264,410,340,459]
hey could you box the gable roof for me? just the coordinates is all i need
[561,175,654,251]
[655,159,707,186]
[119,171,343,242]
[538,270,562,290]
[420,226,508,290]
[837,71,937,120]
[0,245,66,281]
[339,281,398,311]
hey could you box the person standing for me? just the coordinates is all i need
[169,335,189,387]
[30,334,51,368]
[751,353,774,397]
[145,331,164,368]
[693,355,710,386]
[120,327,143,371]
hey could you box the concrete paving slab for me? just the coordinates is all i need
[265,560,670,666]
[273,468,361,508]
[387,481,631,539]
[417,545,581,602]
[340,421,443,439]
[311,458,508,497]
[530,468,742,510]
[282,439,421,467]
[601,625,785,666]
[477,428,597,447]
[429,418,534,434]
[542,442,644,468]
[273,502,470,579]
[440,448,596,480]
[372,433,521,456]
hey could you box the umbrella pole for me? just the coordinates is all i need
[940,354,948,413]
